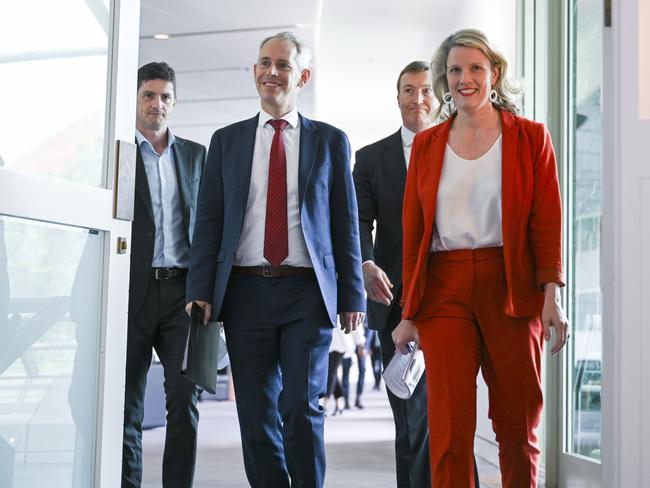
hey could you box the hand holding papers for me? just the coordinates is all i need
[382,342,425,399]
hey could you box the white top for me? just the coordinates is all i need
[429,135,503,252]
[400,125,416,168]
[235,108,312,267]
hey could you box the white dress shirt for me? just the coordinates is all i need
[430,135,503,251]
[234,108,312,267]
[136,128,189,268]
[401,125,416,168]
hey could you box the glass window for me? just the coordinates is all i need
[0,216,103,487]
[0,0,111,186]
[566,0,602,461]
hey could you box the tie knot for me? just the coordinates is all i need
[268,119,289,131]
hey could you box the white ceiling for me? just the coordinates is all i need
[138,0,519,150]
[138,0,319,146]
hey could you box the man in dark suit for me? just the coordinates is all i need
[122,62,206,488]
[186,32,365,488]
[353,61,434,488]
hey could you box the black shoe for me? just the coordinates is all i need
[344,400,351,410]
[355,399,364,409]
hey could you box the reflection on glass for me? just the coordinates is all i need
[0,216,103,487]
[568,0,602,461]
[0,0,111,186]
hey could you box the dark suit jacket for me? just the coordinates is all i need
[402,110,564,320]
[187,113,365,325]
[129,135,206,316]
[353,130,406,331]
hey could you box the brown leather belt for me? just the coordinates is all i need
[231,265,315,278]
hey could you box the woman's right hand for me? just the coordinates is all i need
[391,319,420,354]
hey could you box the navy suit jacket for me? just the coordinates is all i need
[187,113,365,325]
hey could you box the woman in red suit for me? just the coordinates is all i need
[392,29,569,488]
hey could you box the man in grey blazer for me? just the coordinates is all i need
[122,62,206,488]
[353,61,434,488]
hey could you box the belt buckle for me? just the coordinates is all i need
[155,268,170,280]
[262,266,272,278]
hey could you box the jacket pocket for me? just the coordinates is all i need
[313,163,331,176]
[323,253,335,269]
[217,248,227,262]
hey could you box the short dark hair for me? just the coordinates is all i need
[396,61,430,93]
[137,62,177,97]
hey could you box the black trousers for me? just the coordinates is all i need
[327,351,345,399]
[122,276,199,488]
[379,301,432,488]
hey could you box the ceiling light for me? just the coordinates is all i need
[153,33,171,40]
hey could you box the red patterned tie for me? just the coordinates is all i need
[264,119,289,267]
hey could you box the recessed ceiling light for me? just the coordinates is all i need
[153,33,171,40]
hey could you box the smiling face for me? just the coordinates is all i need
[397,70,434,133]
[136,79,176,133]
[254,38,310,117]
[446,46,498,115]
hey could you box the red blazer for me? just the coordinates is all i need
[401,110,565,320]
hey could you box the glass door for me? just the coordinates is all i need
[559,0,603,485]
[0,1,140,486]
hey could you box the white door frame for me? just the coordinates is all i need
[520,1,603,486]
[601,0,650,487]
[0,0,140,485]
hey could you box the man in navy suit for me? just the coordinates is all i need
[186,32,365,488]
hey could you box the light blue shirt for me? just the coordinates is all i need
[136,128,189,268]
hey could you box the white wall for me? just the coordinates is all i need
[316,0,518,153]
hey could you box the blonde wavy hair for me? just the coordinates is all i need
[431,29,521,120]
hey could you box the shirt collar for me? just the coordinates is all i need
[259,108,300,129]
[136,127,175,154]
[400,125,416,148]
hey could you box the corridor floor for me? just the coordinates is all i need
[142,385,502,487]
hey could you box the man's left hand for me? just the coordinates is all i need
[340,311,365,334]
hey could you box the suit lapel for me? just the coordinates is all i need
[236,115,258,212]
[382,130,407,197]
[500,110,518,248]
[171,138,191,242]
[135,146,154,223]
[424,119,452,231]
[298,114,319,209]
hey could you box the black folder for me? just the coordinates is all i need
[181,302,220,394]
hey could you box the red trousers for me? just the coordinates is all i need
[415,247,544,488]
